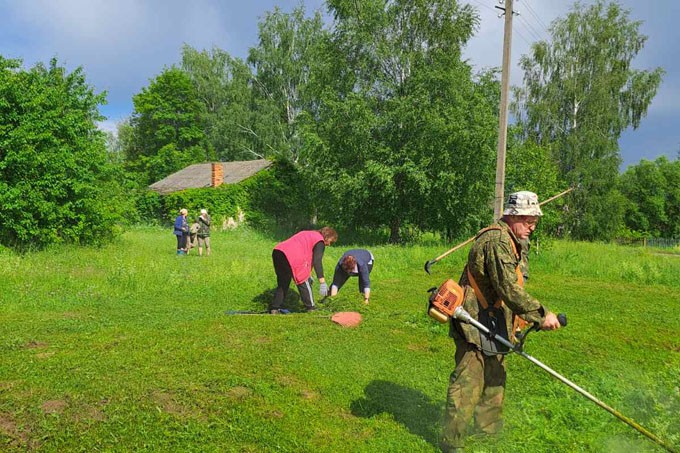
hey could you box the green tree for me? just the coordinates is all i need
[181,45,258,161]
[512,0,663,240]
[125,67,211,184]
[505,133,562,236]
[619,156,680,238]
[248,5,327,161]
[302,0,498,242]
[0,57,125,248]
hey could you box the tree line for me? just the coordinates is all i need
[0,0,677,249]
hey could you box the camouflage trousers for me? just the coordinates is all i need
[440,340,506,451]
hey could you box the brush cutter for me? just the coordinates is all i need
[424,187,575,274]
[452,306,677,453]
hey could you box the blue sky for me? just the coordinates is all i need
[1,0,677,170]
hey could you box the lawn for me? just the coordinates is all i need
[0,227,678,452]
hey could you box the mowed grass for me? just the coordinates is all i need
[0,227,678,452]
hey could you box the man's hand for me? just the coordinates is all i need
[319,282,328,297]
[541,312,561,330]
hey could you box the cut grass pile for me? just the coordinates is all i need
[0,227,678,452]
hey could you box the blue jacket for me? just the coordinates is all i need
[173,215,188,236]
[332,249,374,292]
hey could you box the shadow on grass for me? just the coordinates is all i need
[251,288,303,312]
[350,380,441,447]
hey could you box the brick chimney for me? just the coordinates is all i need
[211,162,224,187]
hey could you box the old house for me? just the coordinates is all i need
[148,159,272,195]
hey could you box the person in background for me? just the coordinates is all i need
[440,191,562,453]
[187,221,200,254]
[270,227,338,314]
[330,249,374,305]
[173,208,189,255]
[197,209,211,257]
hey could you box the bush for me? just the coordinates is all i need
[131,160,318,236]
[161,183,251,226]
[246,160,315,234]
[0,57,125,249]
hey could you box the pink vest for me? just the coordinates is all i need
[274,230,324,284]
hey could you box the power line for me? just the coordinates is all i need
[521,0,551,33]
[466,0,497,14]
[513,26,535,48]
[516,13,546,42]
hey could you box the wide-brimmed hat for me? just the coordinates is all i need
[503,191,543,216]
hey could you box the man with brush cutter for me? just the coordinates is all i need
[440,191,562,452]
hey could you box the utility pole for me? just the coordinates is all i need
[493,0,514,220]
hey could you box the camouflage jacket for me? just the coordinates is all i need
[449,220,546,347]
[198,215,211,237]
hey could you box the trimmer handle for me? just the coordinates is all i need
[558,313,567,327]
[531,313,567,332]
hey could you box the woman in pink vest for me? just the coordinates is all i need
[270,227,338,314]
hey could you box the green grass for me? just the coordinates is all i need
[0,227,678,452]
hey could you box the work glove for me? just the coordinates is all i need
[319,282,328,297]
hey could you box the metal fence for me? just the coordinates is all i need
[646,237,680,248]
[616,237,680,248]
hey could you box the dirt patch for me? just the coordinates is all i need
[407,343,429,352]
[0,413,31,447]
[662,341,680,353]
[299,389,319,400]
[34,352,55,359]
[226,386,252,401]
[24,341,48,350]
[276,375,301,387]
[254,336,272,344]
[0,381,18,391]
[151,391,188,417]
[74,405,107,424]
[62,311,81,319]
[0,414,19,437]
[41,400,67,415]
[337,408,357,420]
[265,410,284,419]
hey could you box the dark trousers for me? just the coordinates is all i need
[176,234,187,251]
[271,250,315,310]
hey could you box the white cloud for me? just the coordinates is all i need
[3,0,233,114]
[96,119,119,135]
[1,0,674,169]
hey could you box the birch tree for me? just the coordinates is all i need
[512,0,663,239]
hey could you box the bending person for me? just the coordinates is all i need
[330,249,374,305]
[270,227,338,314]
